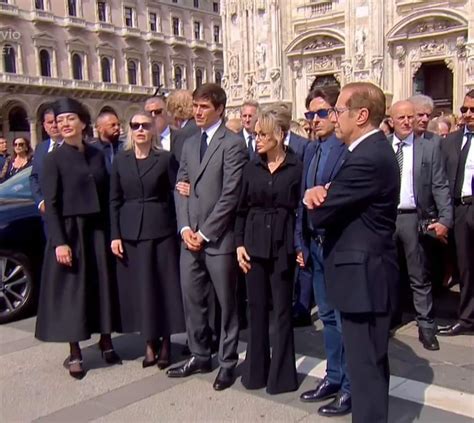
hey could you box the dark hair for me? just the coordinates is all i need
[96,110,118,122]
[13,137,32,159]
[344,82,386,127]
[465,89,474,99]
[305,88,339,109]
[381,117,394,134]
[193,83,226,111]
[42,107,55,123]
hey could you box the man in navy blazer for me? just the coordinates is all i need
[305,83,400,423]
[29,107,62,214]
[286,131,308,161]
[296,89,350,417]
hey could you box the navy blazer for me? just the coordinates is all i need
[29,139,53,208]
[288,132,309,162]
[294,135,347,260]
[309,130,400,313]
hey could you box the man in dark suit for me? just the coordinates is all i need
[305,82,400,423]
[0,137,9,170]
[88,111,124,173]
[388,100,452,350]
[408,94,441,141]
[167,83,248,391]
[296,89,351,416]
[438,90,474,336]
[237,100,259,158]
[29,107,62,214]
[286,130,308,161]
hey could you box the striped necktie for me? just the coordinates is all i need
[396,141,405,178]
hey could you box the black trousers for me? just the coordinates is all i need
[242,257,298,395]
[341,311,391,423]
[454,203,474,328]
[394,213,435,328]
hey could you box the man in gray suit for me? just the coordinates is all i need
[388,100,452,350]
[167,83,248,390]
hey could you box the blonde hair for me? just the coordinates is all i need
[257,103,292,143]
[166,90,193,121]
[124,111,157,151]
[290,120,308,138]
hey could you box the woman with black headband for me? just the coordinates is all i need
[35,97,121,379]
[110,111,184,370]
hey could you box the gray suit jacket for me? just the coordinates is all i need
[175,122,248,254]
[388,133,453,228]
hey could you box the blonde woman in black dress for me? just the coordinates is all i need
[110,111,185,369]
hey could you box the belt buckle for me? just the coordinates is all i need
[461,197,466,205]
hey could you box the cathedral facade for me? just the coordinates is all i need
[221,0,472,119]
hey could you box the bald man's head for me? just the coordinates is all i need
[390,100,415,140]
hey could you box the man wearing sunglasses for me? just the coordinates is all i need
[296,88,350,417]
[439,90,474,336]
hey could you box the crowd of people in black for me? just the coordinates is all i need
[0,81,472,423]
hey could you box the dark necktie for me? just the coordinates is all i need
[396,141,405,179]
[51,141,59,151]
[247,135,254,157]
[200,132,208,163]
[454,132,473,198]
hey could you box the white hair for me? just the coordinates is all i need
[408,94,434,110]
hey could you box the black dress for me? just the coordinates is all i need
[235,149,302,394]
[110,149,185,338]
[35,143,119,342]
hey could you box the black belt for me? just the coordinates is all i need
[454,196,472,206]
[397,209,417,215]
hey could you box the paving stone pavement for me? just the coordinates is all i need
[0,316,473,423]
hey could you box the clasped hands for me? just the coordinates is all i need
[303,183,331,210]
[182,229,205,252]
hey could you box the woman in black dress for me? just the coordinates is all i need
[0,137,32,182]
[235,104,302,395]
[110,111,185,369]
[35,98,121,379]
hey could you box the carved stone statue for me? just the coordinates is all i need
[270,68,281,99]
[229,54,239,82]
[245,73,256,99]
[371,58,383,86]
[355,29,366,69]
[255,42,267,80]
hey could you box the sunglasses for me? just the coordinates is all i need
[130,122,153,131]
[460,106,474,114]
[14,142,25,147]
[304,109,330,120]
[149,109,164,117]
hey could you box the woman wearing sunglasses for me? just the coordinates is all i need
[110,111,185,369]
[0,137,32,182]
[35,97,121,379]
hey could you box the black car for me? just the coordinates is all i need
[0,168,45,323]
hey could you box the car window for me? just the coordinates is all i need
[0,168,33,199]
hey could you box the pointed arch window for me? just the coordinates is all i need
[174,66,182,89]
[151,63,161,87]
[127,59,137,85]
[195,68,203,88]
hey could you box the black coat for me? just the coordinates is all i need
[235,150,302,264]
[309,131,400,313]
[110,149,177,241]
[42,143,109,247]
[172,119,200,163]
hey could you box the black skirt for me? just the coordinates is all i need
[115,235,185,338]
[35,215,119,342]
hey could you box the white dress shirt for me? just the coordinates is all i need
[159,126,171,152]
[461,128,474,197]
[47,138,63,153]
[243,128,255,150]
[392,132,416,209]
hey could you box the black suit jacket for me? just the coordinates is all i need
[309,131,400,313]
[288,132,308,161]
[172,119,200,163]
[110,149,177,241]
[42,143,109,247]
[441,129,466,198]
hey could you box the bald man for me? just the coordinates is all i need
[387,100,452,350]
[90,111,123,172]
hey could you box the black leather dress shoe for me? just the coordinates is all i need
[438,322,472,337]
[292,312,312,327]
[213,367,235,391]
[166,356,212,378]
[318,392,352,417]
[300,377,340,402]
[418,327,440,351]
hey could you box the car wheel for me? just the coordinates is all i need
[0,251,35,324]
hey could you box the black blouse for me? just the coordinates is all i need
[235,149,302,264]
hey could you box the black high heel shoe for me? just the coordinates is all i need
[157,341,170,370]
[63,356,85,380]
[142,356,158,368]
[101,349,122,365]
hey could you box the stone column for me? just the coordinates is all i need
[29,119,38,149]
